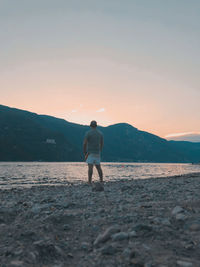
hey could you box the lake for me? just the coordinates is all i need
[0,162,200,189]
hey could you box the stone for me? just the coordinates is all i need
[100,244,117,255]
[31,204,41,214]
[121,185,132,191]
[29,251,37,262]
[112,232,129,241]
[81,242,90,251]
[63,224,71,231]
[52,264,64,267]
[20,230,37,241]
[128,231,137,237]
[94,225,120,247]
[14,249,23,256]
[46,213,76,224]
[92,182,104,192]
[142,244,151,250]
[133,224,153,232]
[98,208,105,213]
[177,260,193,267]
[129,258,144,266]
[153,217,171,226]
[172,206,184,215]
[122,248,132,259]
[144,263,153,267]
[10,261,24,266]
[176,213,187,221]
[189,223,200,231]
[161,218,171,226]
[34,241,62,263]
[122,215,133,223]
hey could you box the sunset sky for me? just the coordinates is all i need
[1,0,200,139]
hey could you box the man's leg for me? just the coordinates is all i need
[95,164,103,183]
[88,164,93,184]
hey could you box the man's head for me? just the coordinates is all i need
[90,120,97,128]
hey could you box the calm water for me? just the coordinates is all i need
[0,162,200,189]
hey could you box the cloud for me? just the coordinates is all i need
[165,132,200,142]
[71,109,77,113]
[165,132,200,138]
[96,108,105,113]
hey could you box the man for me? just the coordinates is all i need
[83,120,104,184]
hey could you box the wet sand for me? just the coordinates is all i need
[1,172,200,266]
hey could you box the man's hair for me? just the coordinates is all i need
[90,120,97,127]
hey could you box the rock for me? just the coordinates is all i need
[62,202,76,209]
[133,224,153,232]
[14,249,23,256]
[81,242,90,251]
[144,263,153,267]
[122,248,132,259]
[94,225,120,247]
[161,218,171,226]
[98,208,105,213]
[45,213,76,225]
[20,230,37,241]
[121,185,132,191]
[153,217,171,226]
[172,206,184,215]
[122,215,133,223]
[52,264,64,267]
[55,245,65,257]
[92,183,104,192]
[31,204,41,214]
[63,224,71,231]
[177,260,193,267]
[176,213,186,221]
[128,230,137,237]
[112,232,129,241]
[100,244,117,255]
[122,247,136,259]
[129,258,144,266]
[10,261,24,266]
[34,240,62,263]
[142,244,151,250]
[189,223,200,231]
[29,251,37,262]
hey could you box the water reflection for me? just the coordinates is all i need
[0,162,200,189]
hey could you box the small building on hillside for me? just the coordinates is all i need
[46,138,56,144]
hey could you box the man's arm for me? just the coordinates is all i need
[100,135,104,151]
[83,138,88,155]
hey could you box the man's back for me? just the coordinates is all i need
[84,129,103,154]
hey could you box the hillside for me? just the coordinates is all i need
[0,104,200,162]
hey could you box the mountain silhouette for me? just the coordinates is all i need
[0,104,200,162]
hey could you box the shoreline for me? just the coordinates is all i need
[1,173,200,266]
[1,171,200,190]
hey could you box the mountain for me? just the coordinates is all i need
[0,104,200,162]
[0,105,81,161]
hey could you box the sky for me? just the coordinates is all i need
[1,0,200,139]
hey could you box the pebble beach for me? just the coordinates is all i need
[1,172,200,267]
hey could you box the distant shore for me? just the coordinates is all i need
[1,173,200,266]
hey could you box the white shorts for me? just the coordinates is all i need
[86,153,101,165]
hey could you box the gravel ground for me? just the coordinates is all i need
[1,172,200,267]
